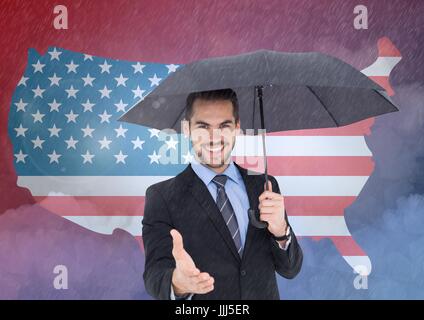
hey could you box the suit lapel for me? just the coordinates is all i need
[234,163,265,260]
[183,164,242,263]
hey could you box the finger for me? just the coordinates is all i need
[198,279,215,290]
[195,284,214,294]
[170,229,185,259]
[259,190,280,201]
[185,267,201,277]
[259,199,281,208]
[259,214,272,223]
[259,206,277,214]
[196,276,215,288]
[192,273,213,286]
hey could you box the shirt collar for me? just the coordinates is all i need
[191,158,240,187]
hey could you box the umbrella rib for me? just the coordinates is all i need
[306,86,339,127]
[170,105,187,132]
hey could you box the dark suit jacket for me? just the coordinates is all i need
[142,162,303,300]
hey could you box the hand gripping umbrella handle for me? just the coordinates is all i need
[249,86,269,229]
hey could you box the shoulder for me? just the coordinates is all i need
[145,165,192,200]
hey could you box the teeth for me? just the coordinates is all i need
[205,145,223,152]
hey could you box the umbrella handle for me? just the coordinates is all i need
[248,85,269,229]
[248,208,268,229]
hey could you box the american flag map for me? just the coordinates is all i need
[9,37,401,277]
[1,0,423,300]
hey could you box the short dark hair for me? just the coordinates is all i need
[185,88,239,122]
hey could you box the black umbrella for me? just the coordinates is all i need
[119,49,399,228]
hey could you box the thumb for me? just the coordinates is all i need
[264,180,273,192]
[170,229,185,259]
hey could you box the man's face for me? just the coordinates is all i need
[184,98,240,170]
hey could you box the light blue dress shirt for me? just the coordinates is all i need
[191,158,250,248]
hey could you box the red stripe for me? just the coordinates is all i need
[34,196,145,216]
[239,156,374,176]
[305,236,366,256]
[285,196,357,216]
[265,118,375,136]
[368,76,394,96]
[34,195,356,217]
[377,37,401,57]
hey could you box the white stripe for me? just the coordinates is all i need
[343,256,372,275]
[360,56,402,77]
[18,176,171,196]
[220,198,229,212]
[289,216,351,236]
[18,175,369,197]
[63,215,143,236]
[274,176,369,196]
[233,136,372,156]
[62,215,354,240]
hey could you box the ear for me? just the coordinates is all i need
[235,119,241,135]
[182,119,190,138]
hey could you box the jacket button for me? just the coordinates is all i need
[240,270,246,276]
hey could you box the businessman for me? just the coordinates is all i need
[142,88,303,300]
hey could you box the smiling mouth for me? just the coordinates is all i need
[203,144,225,153]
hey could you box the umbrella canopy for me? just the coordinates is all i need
[118,49,399,229]
[118,49,398,133]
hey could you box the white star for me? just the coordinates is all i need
[132,85,145,99]
[114,73,128,87]
[32,60,45,73]
[14,150,27,163]
[48,124,62,137]
[48,73,62,86]
[114,99,128,112]
[18,76,29,86]
[83,54,93,61]
[65,85,79,98]
[65,60,79,73]
[148,73,162,87]
[81,73,95,86]
[31,110,45,123]
[166,64,179,73]
[148,150,161,164]
[31,136,45,149]
[132,62,145,74]
[114,124,128,138]
[81,124,95,138]
[14,124,28,137]
[32,85,45,98]
[48,99,61,112]
[98,136,112,150]
[182,151,194,164]
[48,150,61,164]
[81,150,95,164]
[131,136,145,150]
[114,151,128,164]
[99,85,112,99]
[82,99,95,112]
[65,136,78,149]
[48,48,62,60]
[98,110,112,123]
[165,136,179,150]
[148,128,161,138]
[65,110,79,123]
[14,99,28,112]
[99,60,112,73]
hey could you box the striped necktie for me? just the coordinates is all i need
[212,175,243,256]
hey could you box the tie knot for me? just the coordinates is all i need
[212,175,228,188]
